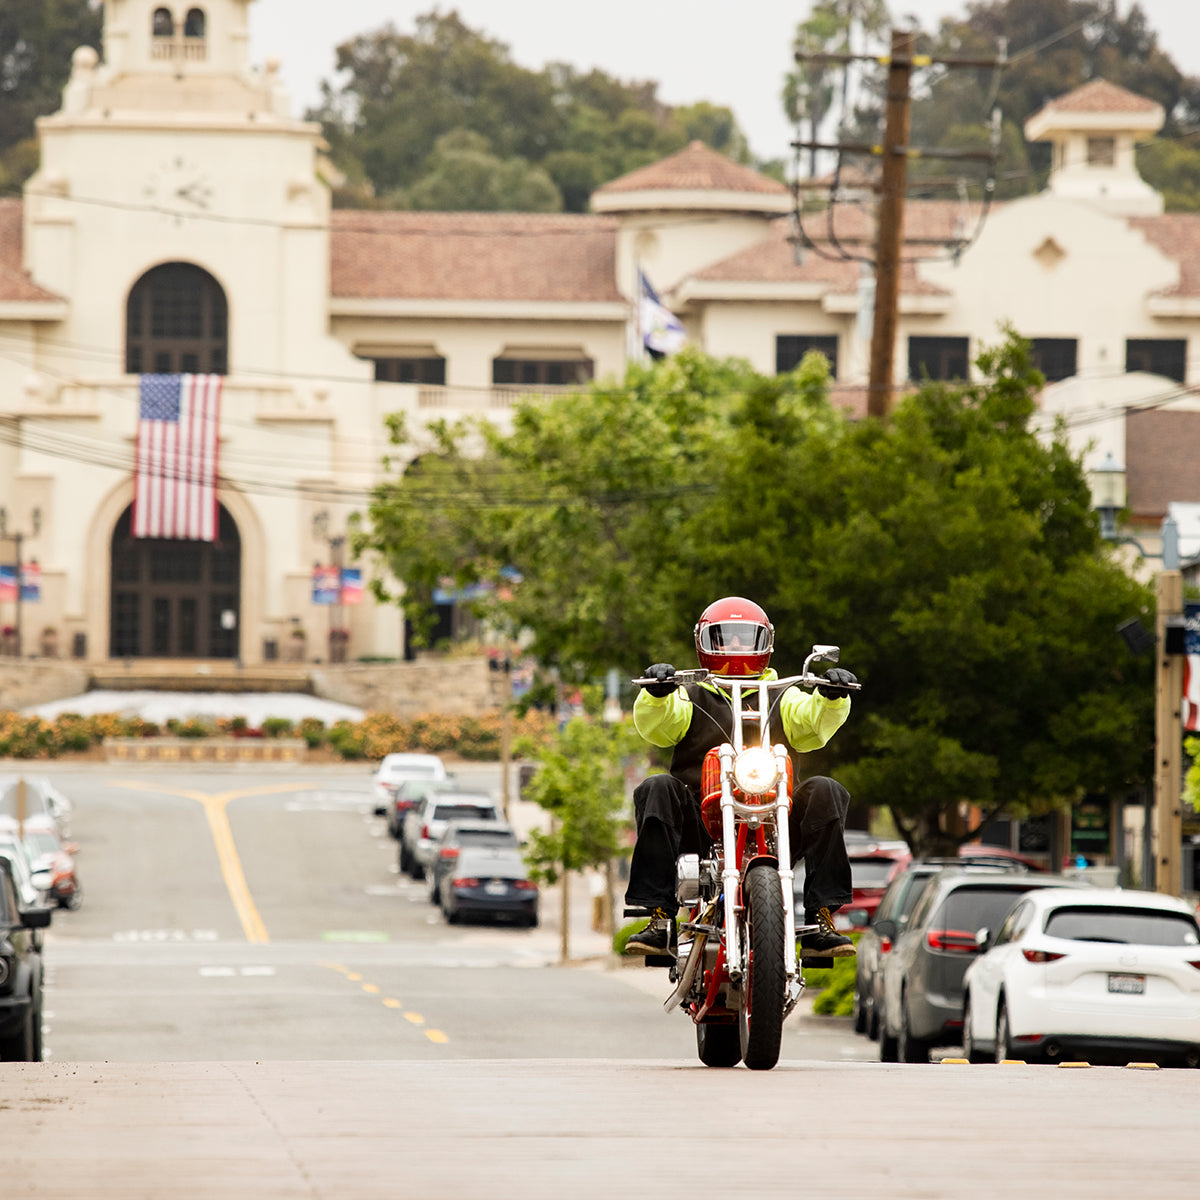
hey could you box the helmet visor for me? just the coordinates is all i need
[697,621,772,655]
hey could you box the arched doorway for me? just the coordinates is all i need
[110,505,240,658]
[125,262,228,376]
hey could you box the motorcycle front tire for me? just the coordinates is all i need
[738,863,787,1070]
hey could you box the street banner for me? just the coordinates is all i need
[311,565,339,605]
[340,568,363,605]
[0,564,14,602]
[20,562,40,602]
[1184,602,1200,731]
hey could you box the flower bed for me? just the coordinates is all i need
[0,708,557,761]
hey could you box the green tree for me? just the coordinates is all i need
[520,713,645,958]
[0,0,102,192]
[358,336,1155,857]
[398,130,561,212]
[310,10,751,213]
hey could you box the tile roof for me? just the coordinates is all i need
[330,210,623,302]
[0,200,63,302]
[595,141,787,197]
[688,202,983,295]
[1033,78,1161,116]
[1128,214,1200,295]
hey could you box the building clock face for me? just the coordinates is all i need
[144,156,213,211]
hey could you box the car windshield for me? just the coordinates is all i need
[458,830,516,847]
[24,832,59,856]
[434,803,496,822]
[1043,906,1200,946]
[936,885,1033,932]
[384,763,440,779]
[851,859,898,888]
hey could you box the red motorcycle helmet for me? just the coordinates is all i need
[694,596,774,676]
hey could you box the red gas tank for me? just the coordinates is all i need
[700,747,792,840]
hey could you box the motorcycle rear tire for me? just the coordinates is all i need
[738,863,787,1070]
[696,1021,742,1068]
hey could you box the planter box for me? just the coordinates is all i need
[104,738,308,764]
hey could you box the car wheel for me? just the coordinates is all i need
[0,1007,35,1062]
[408,857,425,881]
[961,993,988,1064]
[995,998,1014,1064]
[898,997,930,1064]
[867,984,881,1041]
[852,983,868,1034]
[398,842,411,873]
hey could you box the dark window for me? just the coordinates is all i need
[1043,906,1200,946]
[109,505,240,658]
[371,357,446,385]
[152,8,174,36]
[1030,338,1078,383]
[492,358,594,387]
[908,336,970,382]
[184,8,206,38]
[776,334,839,377]
[1126,338,1187,384]
[126,263,228,377]
[1087,137,1115,167]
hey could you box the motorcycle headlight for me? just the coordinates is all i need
[732,747,780,795]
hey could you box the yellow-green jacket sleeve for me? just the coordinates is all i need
[633,686,693,748]
[778,687,850,752]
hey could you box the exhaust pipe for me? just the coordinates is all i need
[1044,1040,1062,1060]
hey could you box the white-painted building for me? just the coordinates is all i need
[2,1,1196,664]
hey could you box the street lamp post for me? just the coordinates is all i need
[1089,454,1184,895]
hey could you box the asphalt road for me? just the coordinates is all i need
[6,762,1199,1197]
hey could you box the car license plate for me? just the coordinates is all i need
[485,880,507,895]
[1108,973,1145,994]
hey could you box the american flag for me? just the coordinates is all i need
[133,374,222,541]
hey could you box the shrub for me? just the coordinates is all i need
[261,717,294,739]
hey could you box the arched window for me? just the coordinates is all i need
[152,7,174,37]
[126,263,228,376]
[184,8,206,38]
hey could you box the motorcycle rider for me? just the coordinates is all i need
[624,596,858,959]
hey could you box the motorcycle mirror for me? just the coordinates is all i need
[810,645,840,663]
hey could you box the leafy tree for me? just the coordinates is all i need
[311,9,750,213]
[520,713,644,958]
[398,130,561,212]
[0,0,102,192]
[1137,138,1200,213]
[359,335,1156,857]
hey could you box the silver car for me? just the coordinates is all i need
[401,792,500,881]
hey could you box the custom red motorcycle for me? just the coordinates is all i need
[632,646,858,1070]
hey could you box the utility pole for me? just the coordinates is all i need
[792,35,1006,421]
[1154,570,1184,895]
[867,27,914,420]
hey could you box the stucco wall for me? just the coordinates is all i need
[0,661,90,711]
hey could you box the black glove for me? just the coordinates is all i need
[642,663,677,698]
[818,667,857,699]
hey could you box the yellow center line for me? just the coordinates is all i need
[362,983,380,994]
[404,1012,424,1024]
[382,998,402,1009]
[425,1030,448,1044]
[111,779,324,945]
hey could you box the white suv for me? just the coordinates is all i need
[370,753,448,810]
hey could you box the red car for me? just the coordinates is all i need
[837,843,912,930]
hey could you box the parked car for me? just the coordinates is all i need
[855,855,1036,1038]
[961,887,1200,1067]
[21,816,82,910]
[426,820,519,903]
[370,753,448,815]
[381,777,459,843]
[0,856,51,1061]
[437,846,539,927]
[792,833,910,927]
[0,826,51,916]
[401,792,501,881]
[878,867,1091,1062]
[0,775,72,840]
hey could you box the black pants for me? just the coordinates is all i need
[625,773,853,915]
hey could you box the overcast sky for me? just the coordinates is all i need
[247,1,1200,162]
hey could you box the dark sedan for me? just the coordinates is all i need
[0,857,51,1061]
[437,847,539,927]
[426,820,519,904]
